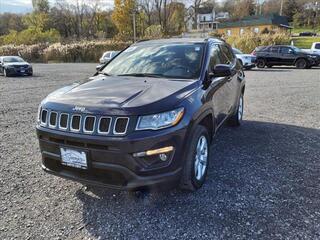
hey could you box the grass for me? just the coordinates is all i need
[292,27,320,34]
[291,37,320,49]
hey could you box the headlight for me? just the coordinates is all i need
[136,108,184,130]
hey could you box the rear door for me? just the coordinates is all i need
[267,46,280,64]
[279,46,295,65]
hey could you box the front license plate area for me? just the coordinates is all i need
[20,68,25,73]
[60,147,88,169]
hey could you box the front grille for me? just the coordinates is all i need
[59,113,69,129]
[71,115,81,131]
[41,109,48,125]
[98,117,111,134]
[84,116,96,133]
[39,109,130,136]
[49,112,58,127]
[114,117,129,134]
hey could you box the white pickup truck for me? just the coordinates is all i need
[302,42,320,55]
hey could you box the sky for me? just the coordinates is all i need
[0,0,114,13]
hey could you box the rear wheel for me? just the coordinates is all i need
[295,58,307,69]
[180,125,210,191]
[228,92,244,127]
[257,58,266,68]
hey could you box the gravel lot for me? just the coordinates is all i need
[0,64,320,239]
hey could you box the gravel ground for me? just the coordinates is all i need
[0,64,320,240]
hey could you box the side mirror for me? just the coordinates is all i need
[212,64,232,78]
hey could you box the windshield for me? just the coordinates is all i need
[233,48,243,54]
[3,57,24,63]
[102,43,205,79]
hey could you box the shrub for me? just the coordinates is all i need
[0,44,48,62]
[226,33,291,53]
[43,41,129,62]
[144,25,163,39]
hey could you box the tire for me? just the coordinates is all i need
[180,125,210,191]
[3,68,8,77]
[228,92,244,127]
[295,58,307,69]
[256,58,266,68]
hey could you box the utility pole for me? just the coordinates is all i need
[133,10,136,42]
[280,0,284,16]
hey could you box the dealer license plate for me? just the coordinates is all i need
[60,148,87,169]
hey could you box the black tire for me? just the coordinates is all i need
[228,92,244,127]
[295,58,307,69]
[256,58,266,68]
[180,125,210,191]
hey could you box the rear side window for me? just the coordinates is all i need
[314,43,320,50]
[270,47,280,53]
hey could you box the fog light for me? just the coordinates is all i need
[159,153,168,161]
[133,146,174,157]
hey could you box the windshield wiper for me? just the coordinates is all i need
[117,73,165,78]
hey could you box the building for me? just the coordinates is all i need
[196,8,230,31]
[217,14,292,37]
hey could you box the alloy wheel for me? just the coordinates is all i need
[194,136,208,181]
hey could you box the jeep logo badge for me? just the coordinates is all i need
[72,106,86,112]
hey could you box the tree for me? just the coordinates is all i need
[32,0,50,13]
[112,0,136,40]
[283,0,300,22]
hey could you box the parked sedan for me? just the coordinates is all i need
[99,51,120,64]
[96,51,120,70]
[255,45,320,69]
[0,56,33,77]
[232,48,256,70]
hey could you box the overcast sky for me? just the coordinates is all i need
[0,0,114,13]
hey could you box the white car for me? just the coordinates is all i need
[302,42,320,56]
[99,51,120,64]
[232,48,256,70]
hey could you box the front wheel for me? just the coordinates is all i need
[295,59,307,69]
[3,68,8,77]
[180,125,210,191]
[228,93,244,127]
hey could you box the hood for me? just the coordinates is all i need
[4,62,30,66]
[44,75,199,115]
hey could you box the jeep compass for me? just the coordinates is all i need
[36,38,246,191]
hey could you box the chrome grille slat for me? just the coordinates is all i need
[70,115,81,132]
[83,116,96,133]
[49,112,58,128]
[113,117,129,135]
[40,109,129,136]
[98,117,112,135]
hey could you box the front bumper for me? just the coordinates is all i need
[6,67,32,76]
[37,125,187,190]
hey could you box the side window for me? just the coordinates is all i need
[220,45,234,65]
[270,47,279,53]
[314,43,320,50]
[208,45,222,72]
[280,47,293,54]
